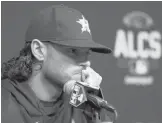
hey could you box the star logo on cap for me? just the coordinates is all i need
[76,15,91,34]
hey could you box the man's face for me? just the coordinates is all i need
[42,42,91,87]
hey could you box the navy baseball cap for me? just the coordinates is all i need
[25,5,112,54]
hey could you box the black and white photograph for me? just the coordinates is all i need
[1,1,162,123]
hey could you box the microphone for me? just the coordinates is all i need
[87,93,118,118]
[63,81,118,120]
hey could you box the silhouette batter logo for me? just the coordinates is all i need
[114,11,161,86]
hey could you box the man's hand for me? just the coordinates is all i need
[80,67,102,90]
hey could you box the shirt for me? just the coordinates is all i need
[2,79,111,123]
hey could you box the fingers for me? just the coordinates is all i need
[81,67,102,90]
[81,69,89,82]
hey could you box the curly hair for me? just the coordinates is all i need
[1,42,35,82]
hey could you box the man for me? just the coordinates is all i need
[2,5,113,123]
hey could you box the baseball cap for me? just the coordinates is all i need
[25,5,112,54]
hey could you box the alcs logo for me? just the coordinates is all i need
[114,11,161,86]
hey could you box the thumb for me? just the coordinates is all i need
[63,80,76,95]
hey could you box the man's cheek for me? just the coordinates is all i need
[70,74,82,82]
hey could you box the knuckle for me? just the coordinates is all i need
[98,76,102,83]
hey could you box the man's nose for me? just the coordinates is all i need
[79,61,91,69]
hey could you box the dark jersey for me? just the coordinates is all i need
[2,79,110,123]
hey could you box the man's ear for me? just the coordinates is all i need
[31,39,47,61]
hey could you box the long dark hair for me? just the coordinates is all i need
[1,42,35,82]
